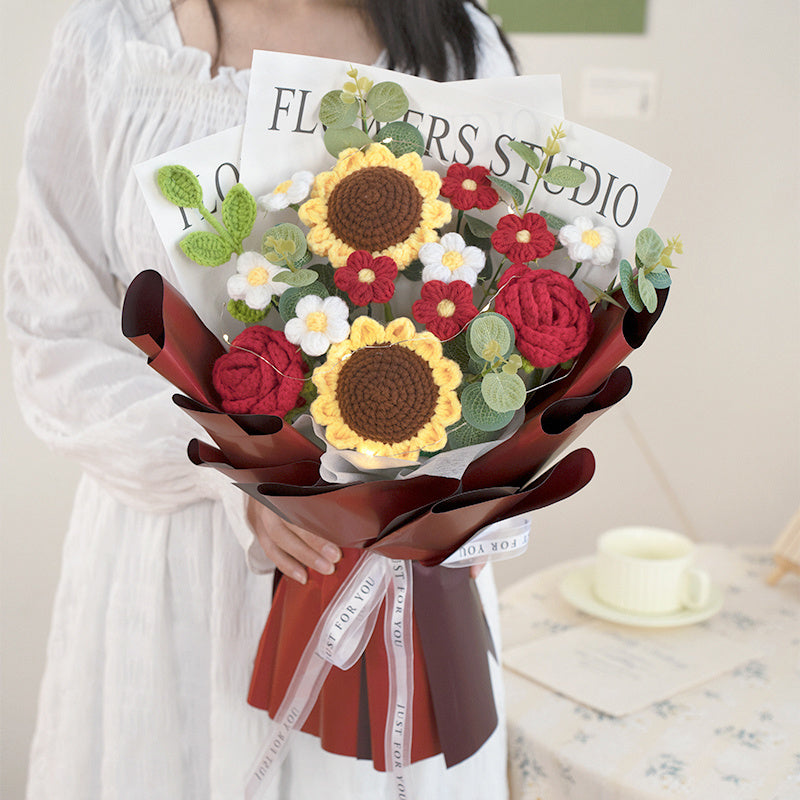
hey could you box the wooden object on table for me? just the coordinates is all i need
[767,507,800,585]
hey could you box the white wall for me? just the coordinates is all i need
[1,1,798,796]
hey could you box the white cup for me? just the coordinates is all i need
[593,527,711,615]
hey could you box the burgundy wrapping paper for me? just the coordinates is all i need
[121,270,668,774]
[121,270,225,407]
[462,367,632,491]
[187,439,321,486]
[174,394,323,469]
[246,448,595,768]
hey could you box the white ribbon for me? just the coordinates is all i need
[244,514,531,799]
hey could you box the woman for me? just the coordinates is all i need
[5,1,518,797]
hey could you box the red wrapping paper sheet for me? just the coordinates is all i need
[122,271,666,769]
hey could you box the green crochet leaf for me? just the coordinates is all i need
[543,165,587,189]
[227,300,268,324]
[460,382,515,432]
[374,121,425,157]
[488,175,524,207]
[179,231,234,267]
[157,165,204,208]
[323,126,373,158]
[366,82,409,123]
[635,227,665,268]
[508,140,541,170]
[319,90,360,130]
[278,283,329,322]
[619,259,644,312]
[221,183,257,244]
[481,371,526,413]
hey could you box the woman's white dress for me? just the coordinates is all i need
[5,1,517,797]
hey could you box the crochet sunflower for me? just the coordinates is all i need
[298,144,452,269]
[310,317,462,460]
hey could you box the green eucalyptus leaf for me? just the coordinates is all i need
[460,382,515,432]
[488,175,524,207]
[619,259,644,312]
[366,81,409,122]
[543,165,587,189]
[319,90,359,129]
[179,231,234,267]
[445,420,495,450]
[646,269,672,289]
[508,140,541,170]
[374,121,425,157]
[323,126,373,158]
[464,213,495,240]
[157,165,204,208]
[467,312,515,361]
[273,268,317,288]
[442,332,471,372]
[637,270,658,313]
[635,228,664,268]
[540,211,569,232]
[221,183,257,243]
[481,371,526,413]
[401,259,424,281]
[278,283,329,321]
[463,225,493,254]
[262,223,308,265]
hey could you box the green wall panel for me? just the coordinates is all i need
[487,0,647,34]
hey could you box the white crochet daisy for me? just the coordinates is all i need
[227,252,291,310]
[418,232,486,287]
[284,295,351,357]
[258,171,315,212]
[558,216,617,267]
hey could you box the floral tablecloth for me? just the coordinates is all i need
[499,545,800,800]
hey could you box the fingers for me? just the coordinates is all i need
[247,498,341,584]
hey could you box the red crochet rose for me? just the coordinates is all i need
[412,280,479,340]
[440,163,499,211]
[491,213,555,263]
[212,325,308,417]
[494,265,594,368]
[334,250,397,306]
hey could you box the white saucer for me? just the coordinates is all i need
[558,563,724,628]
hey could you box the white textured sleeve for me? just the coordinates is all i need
[467,3,518,79]
[4,11,270,573]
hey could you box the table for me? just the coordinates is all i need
[499,546,800,800]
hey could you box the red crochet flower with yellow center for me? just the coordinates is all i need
[491,212,555,263]
[334,250,397,306]
[494,264,594,368]
[412,280,479,340]
[440,163,499,211]
[212,325,308,417]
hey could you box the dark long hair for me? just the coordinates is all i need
[205,0,518,81]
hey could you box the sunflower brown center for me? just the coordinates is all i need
[326,166,424,253]
[336,344,438,445]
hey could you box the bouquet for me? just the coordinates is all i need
[123,55,679,799]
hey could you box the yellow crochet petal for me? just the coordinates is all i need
[385,317,416,343]
[349,316,385,347]
[324,421,360,450]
